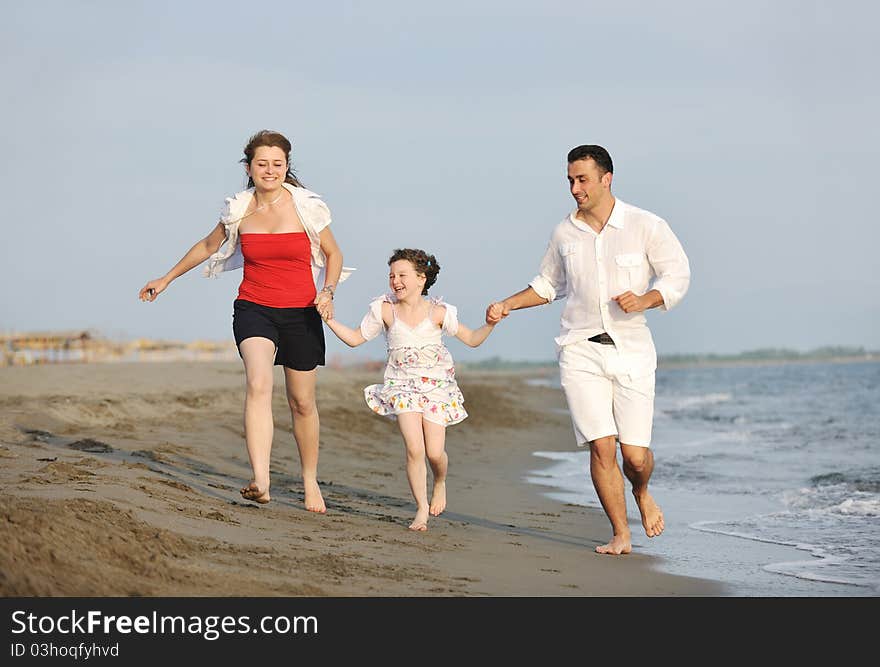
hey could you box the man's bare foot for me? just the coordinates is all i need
[595,534,632,555]
[409,508,429,531]
[633,490,664,537]
[429,480,446,516]
[240,481,270,504]
[304,479,326,514]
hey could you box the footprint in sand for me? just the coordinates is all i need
[68,439,113,453]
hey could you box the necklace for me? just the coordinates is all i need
[237,189,285,223]
[254,189,284,211]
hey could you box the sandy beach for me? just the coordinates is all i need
[0,362,723,596]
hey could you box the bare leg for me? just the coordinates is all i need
[397,412,430,531]
[239,337,276,504]
[423,418,448,516]
[589,435,632,555]
[284,367,325,513]
[621,444,664,537]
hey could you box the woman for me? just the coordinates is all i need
[139,130,352,513]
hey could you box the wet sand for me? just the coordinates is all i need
[0,362,723,596]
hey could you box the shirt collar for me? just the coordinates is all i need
[567,198,624,233]
[282,182,322,200]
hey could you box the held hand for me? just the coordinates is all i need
[485,302,509,325]
[314,291,334,321]
[612,291,646,313]
[139,278,168,302]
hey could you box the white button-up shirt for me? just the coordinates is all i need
[529,198,690,375]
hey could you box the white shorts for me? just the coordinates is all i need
[558,339,655,448]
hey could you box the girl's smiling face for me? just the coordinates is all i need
[389,259,426,299]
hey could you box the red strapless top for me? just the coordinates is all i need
[237,232,317,308]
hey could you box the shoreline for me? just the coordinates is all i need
[658,355,880,370]
[0,362,724,596]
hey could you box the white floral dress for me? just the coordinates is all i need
[360,294,467,426]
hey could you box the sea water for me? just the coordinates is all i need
[524,360,880,596]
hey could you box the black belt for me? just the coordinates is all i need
[587,333,615,346]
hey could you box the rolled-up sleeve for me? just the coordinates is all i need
[647,219,690,311]
[203,196,240,278]
[528,238,567,302]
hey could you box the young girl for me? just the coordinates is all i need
[323,248,496,531]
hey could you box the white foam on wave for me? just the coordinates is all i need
[525,451,586,482]
[654,392,737,423]
[782,485,880,516]
[691,519,801,547]
[692,517,878,590]
[829,498,880,517]
[531,450,579,463]
[665,392,732,410]
[524,451,592,502]
[763,558,865,587]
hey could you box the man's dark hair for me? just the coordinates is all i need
[567,145,613,175]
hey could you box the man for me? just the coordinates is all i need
[487,145,690,555]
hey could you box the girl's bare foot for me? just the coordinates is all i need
[304,479,326,513]
[240,481,271,504]
[409,507,429,531]
[429,480,446,516]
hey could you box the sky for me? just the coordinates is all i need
[2,0,878,363]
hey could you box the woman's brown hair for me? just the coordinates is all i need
[240,130,304,188]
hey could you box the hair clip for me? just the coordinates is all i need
[426,260,431,267]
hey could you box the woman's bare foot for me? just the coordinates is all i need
[633,490,664,537]
[304,478,326,514]
[595,533,632,555]
[240,481,271,504]
[429,480,446,516]
[409,507,429,531]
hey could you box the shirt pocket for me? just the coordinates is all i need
[614,252,644,290]
[559,242,580,273]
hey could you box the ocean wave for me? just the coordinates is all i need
[665,393,732,409]
[692,519,876,589]
[811,468,880,493]
[782,484,880,515]
[762,559,869,588]
[831,498,880,517]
